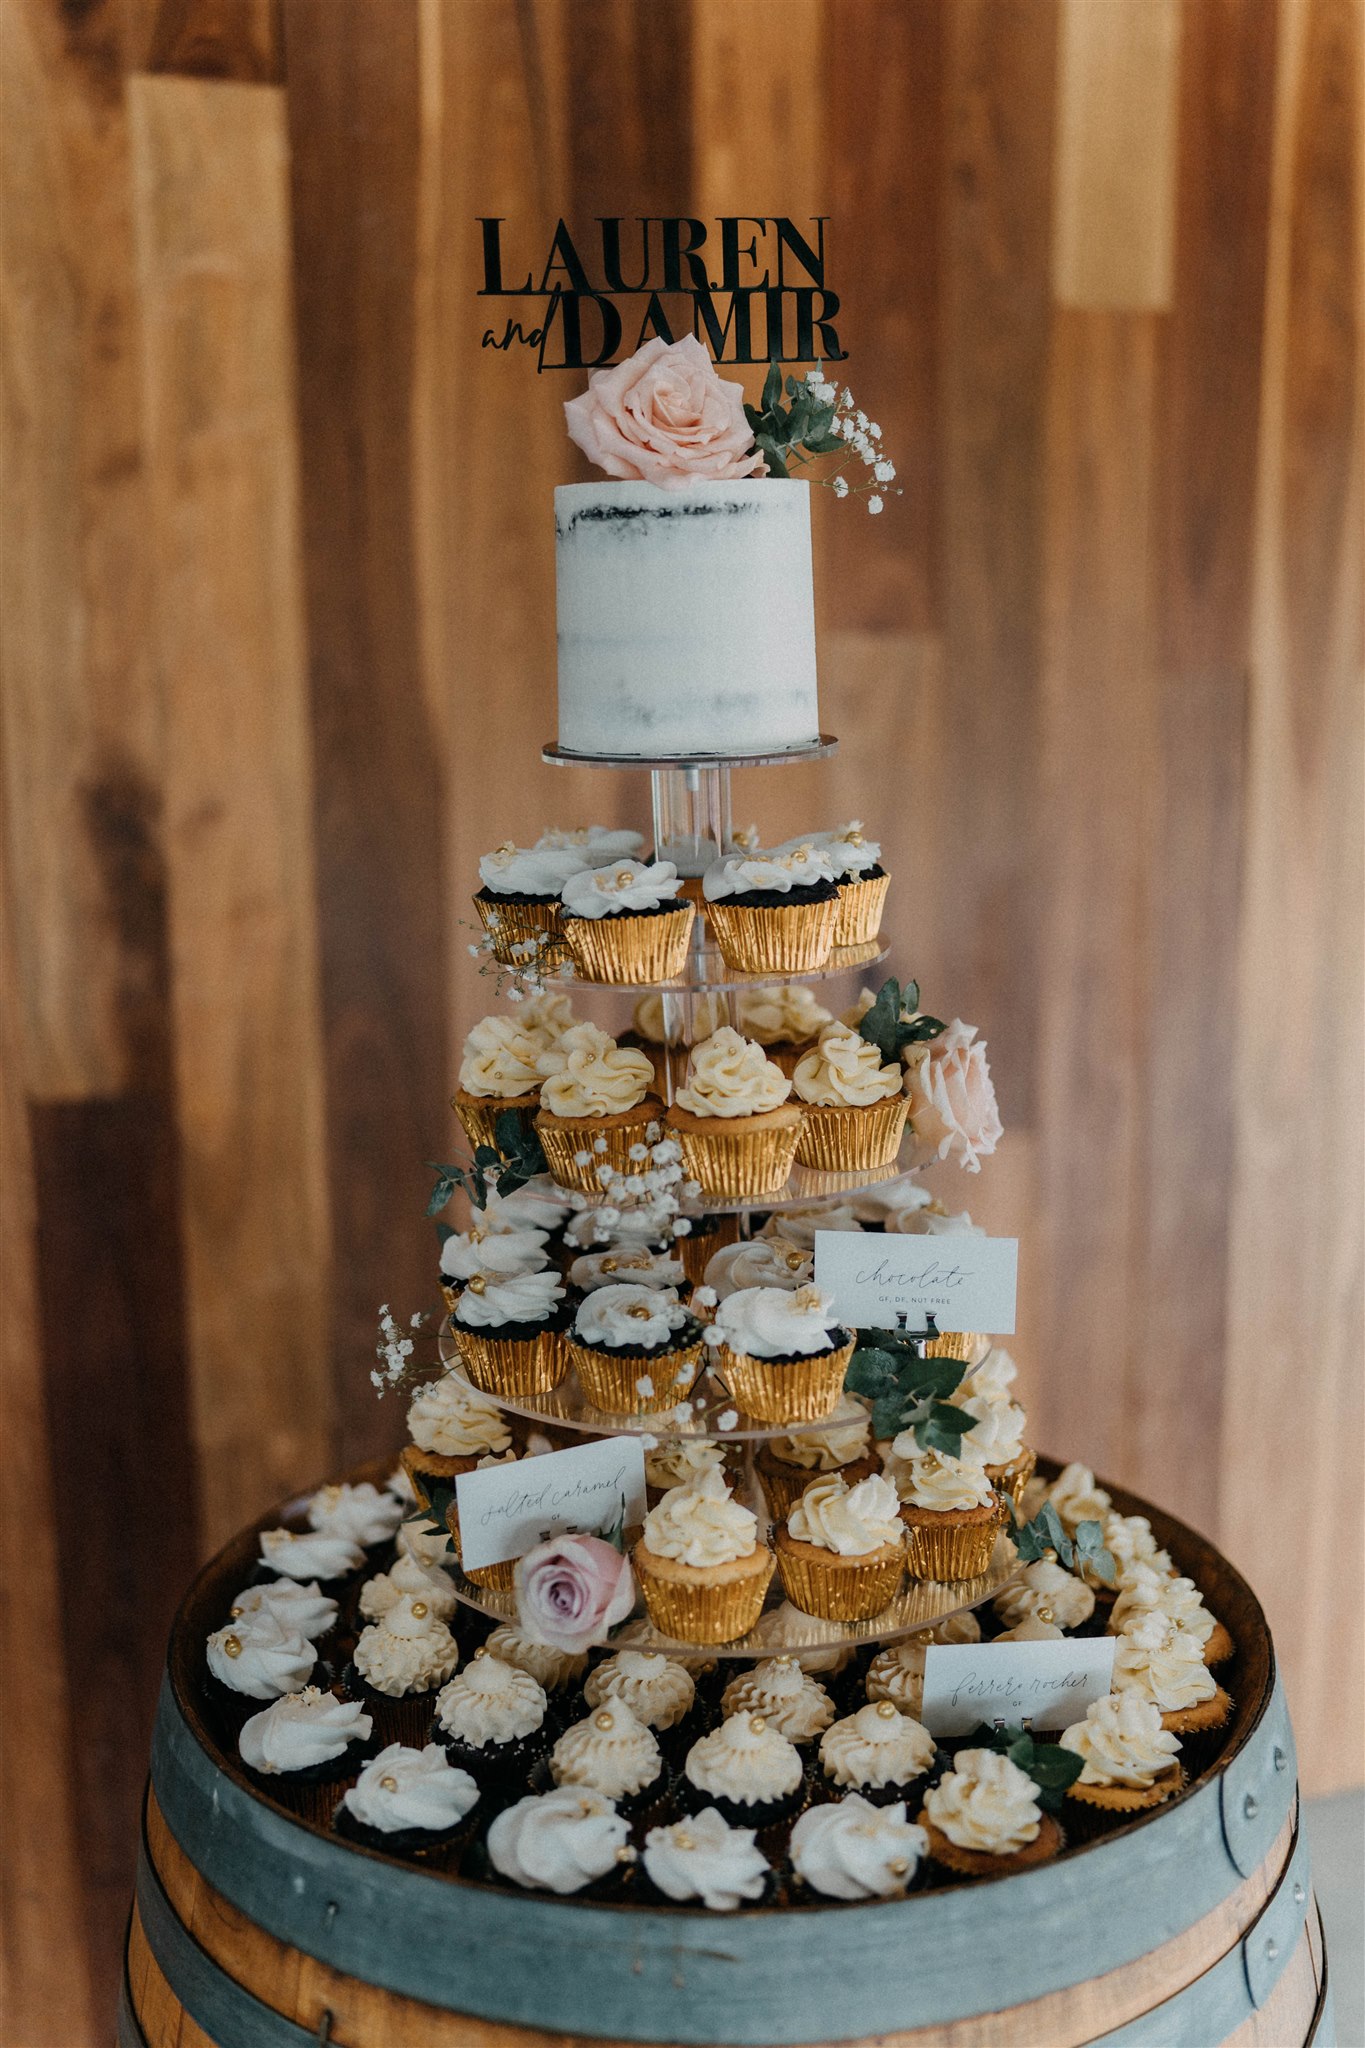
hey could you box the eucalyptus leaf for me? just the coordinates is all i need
[761,358,783,413]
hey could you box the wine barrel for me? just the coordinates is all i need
[125,1465,1333,2048]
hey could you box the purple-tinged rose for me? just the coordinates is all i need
[514,1534,636,1652]
[564,336,766,490]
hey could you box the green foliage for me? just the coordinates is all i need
[744,361,846,480]
[845,1329,975,1452]
[856,977,946,1064]
[968,1723,1084,1810]
[1007,1500,1116,1587]
[425,1115,548,1220]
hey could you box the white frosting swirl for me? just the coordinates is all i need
[306,1482,404,1548]
[703,844,837,899]
[585,1652,696,1731]
[1048,1463,1113,1533]
[479,842,587,895]
[259,1526,364,1581]
[715,1284,843,1360]
[995,1616,1064,1641]
[435,1653,547,1746]
[790,1794,926,1898]
[358,1552,458,1623]
[514,990,579,1040]
[810,821,882,878]
[642,1466,758,1569]
[736,984,833,1045]
[923,1748,1042,1854]
[644,1438,729,1492]
[486,1787,632,1893]
[793,1025,904,1107]
[352,1595,459,1697]
[562,858,682,918]
[865,1615,983,1716]
[684,1712,803,1806]
[537,1022,654,1117]
[551,1699,663,1800]
[440,1222,548,1281]
[1112,1613,1216,1712]
[490,1176,575,1228]
[788,1472,904,1557]
[892,1449,998,1513]
[453,1268,563,1330]
[852,1178,933,1226]
[406,1374,512,1459]
[1060,1693,1183,1788]
[673,1028,792,1118]
[721,1657,834,1742]
[228,1580,338,1640]
[1104,1512,1173,1582]
[238,1687,371,1774]
[994,1558,1095,1631]
[820,1701,936,1789]
[570,1248,685,1293]
[643,1808,770,1910]
[771,1394,871,1470]
[573,1283,691,1352]
[958,1394,1028,1469]
[207,1611,315,1699]
[536,825,644,860]
[457,1014,549,1098]
[342,1742,479,1833]
[957,1346,1019,1402]
[484,1624,587,1691]
[1110,1564,1213,1644]
[705,1236,813,1298]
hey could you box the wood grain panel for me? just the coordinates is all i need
[128,73,334,1546]
[127,0,284,82]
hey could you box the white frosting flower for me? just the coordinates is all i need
[1112,1614,1216,1712]
[551,1699,663,1800]
[924,1748,1042,1854]
[819,1701,936,1789]
[702,845,838,899]
[715,1284,844,1360]
[643,1808,770,1910]
[793,1024,904,1108]
[887,1204,985,1237]
[771,1394,871,1471]
[903,1018,1003,1174]
[642,1466,758,1569]
[453,1268,564,1330]
[483,1625,588,1691]
[486,1786,632,1893]
[537,1022,654,1118]
[993,1558,1094,1631]
[788,1472,904,1558]
[342,1742,479,1833]
[1049,1463,1113,1534]
[358,1552,458,1624]
[259,1526,364,1582]
[673,1028,792,1118]
[514,990,580,1040]
[569,1247,685,1293]
[852,1178,933,1226]
[721,1657,835,1743]
[791,1794,927,1899]
[406,1374,513,1459]
[352,1594,459,1698]
[562,858,682,918]
[1060,1693,1183,1789]
[585,1652,696,1731]
[227,1580,338,1640]
[435,1653,547,1747]
[458,1014,550,1098]
[572,1283,691,1353]
[1104,1513,1173,1582]
[238,1687,372,1774]
[1110,1564,1213,1644]
[891,1448,998,1513]
[644,1438,729,1493]
[958,1346,1019,1403]
[995,1616,1064,1641]
[810,821,882,878]
[736,984,833,1045]
[207,1611,315,1699]
[761,1203,862,1248]
[536,826,644,860]
[631,990,729,1044]
[306,1482,404,1548]
[958,1393,1028,1469]
[866,1615,983,1716]
[479,842,588,896]
[440,1222,548,1282]
[705,1236,813,1298]
[490,1176,575,1228]
[684,1712,803,1806]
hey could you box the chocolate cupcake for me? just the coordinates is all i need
[789,1793,928,1900]
[818,1701,938,1809]
[334,1741,481,1857]
[681,1711,806,1830]
[238,1687,375,1823]
[482,1786,636,1898]
[206,1610,316,1712]
[549,1699,669,1822]
[584,1651,699,1760]
[640,1807,775,1911]
[348,1593,460,1745]
[721,1656,835,1748]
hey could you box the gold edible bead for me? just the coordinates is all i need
[602,1257,619,1273]
[889,1857,909,1877]
[876,1700,899,1720]
[615,1844,637,1863]
[594,1710,615,1730]
[749,1714,767,1733]
[674,1830,695,1850]
[627,1303,653,1320]
[1038,1607,1054,1624]
[380,1775,399,1792]
[229,1605,244,1619]
[411,1602,428,1618]
[222,1634,243,1658]
[772,1654,794,1667]
[467,1274,487,1295]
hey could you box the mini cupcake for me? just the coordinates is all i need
[736,984,835,1076]
[815,823,889,948]
[534,1023,661,1193]
[485,1786,635,1897]
[568,1245,686,1294]
[890,1448,1006,1581]
[993,1558,1095,1634]
[401,1373,514,1496]
[721,1656,835,1746]
[702,845,840,974]
[640,1808,773,1910]
[791,1024,909,1171]
[258,1526,365,1586]
[1110,1563,1234,1667]
[226,1579,339,1643]
[451,1012,551,1152]
[818,1700,938,1809]
[358,1550,459,1626]
[450,1267,568,1400]
[790,1794,928,1899]
[238,1687,374,1822]
[634,1469,775,1645]
[560,858,696,982]
[865,1613,983,1718]
[755,1394,878,1524]
[776,1472,906,1622]
[438,1211,550,1316]
[1112,1613,1232,1736]
[350,1593,460,1742]
[585,1651,697,1745]
[682,1711,806,1828]
[705,1234,813,1302]
[206,1611,316,1703]
[433,1651,550,1787]
[482,1623,589,1703]
[711,1285,855,1424]
[1060,1694,1184,1825]
[335,1741,480,1857]
[304,1481,405,1553]
[919,1748,1063,1876]
[550,1699,668,1819]
[473,841,585,964]
[666,1028,804,1198]
[565,1283,705,1414]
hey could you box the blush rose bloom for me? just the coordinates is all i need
[514,1533,636,1652]
[903,1019,1003,1174]
[564,335,766,490]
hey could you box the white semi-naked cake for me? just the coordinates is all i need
[555,479,820,759]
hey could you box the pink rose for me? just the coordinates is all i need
[514,1533,635,1652]
[904,1019,1003,1173]
[564,336,766,490]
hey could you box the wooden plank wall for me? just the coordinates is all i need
[1,0,1359,2034]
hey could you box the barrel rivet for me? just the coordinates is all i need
[1273,1745,1288,1772]
[1293,1881,1306,1904]
[1242,1792,1259,1820]
[1265,1937,1279,1962]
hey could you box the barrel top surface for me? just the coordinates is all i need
[150,1456,1295,2045]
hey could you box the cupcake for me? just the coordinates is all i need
[1060,1694,1184,1820]
[711,1285,855,1424]
[485,1786,635,1896]
[702,844,840,974]
[815,823,889,947]
[721,1656,835,1746]
[438,1210,550,1316]
[451,1012,551,1152]
[206,1611,316,1702]
[473,841,585,964]
[1112,1613,1232,1736]
[755,1393,877,1523]
[534,1023,661,1193]
[919,1748,1063,1876]
[304,1481,404,1552]
[402,1373,514,1495]
[358,1550,459,1625]
[666,1028,804,1199]
[736,984,834,1076]
[483,1623,589,1703]
[450,1267,568,1399]
[1109,1563,1234,1667]
[672,1212,743,1289]
[550,1698,668,1818]
[791,1024,909,1171]
[624,990,729,1097]
[706,1234,814,1302]
[955,1351,1036,1504]
[565,1283,705,1414]
[568,1245,686,1294]
[238,1687,374,1822]
[643,1435,737,1509]
[335,1741,480,1856]
[258,1526,365,1586]
[633,1469,775,1645]
[584,1651,697,1740]
[790,1794,928,1899]
[226,1579,339,1643]
[865,1613,984,1717]
[890,1448,1006,1581]
[776,1472,906,1622]
[560,858,696,983]
[433,1651,550,1786]
[682,1711,805,1828]
[641,1808,772,1910]
[818,1701,937,1808]
[993,1558,1095,1634]
[350,1593,459,1741]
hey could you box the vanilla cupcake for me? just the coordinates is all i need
[238,1687,374,1822]
[565,1282,704,1414]
[815,822,889,947]
[705,1233,814,1302]
[666,1027,804,1198]
[534,1022,660,1192]
[736,984,834,1075]
[1109,1563,1234,1667]
[452,1012,551,1152]
[721,1656,835,1745]
[819,1701,937,1807]
[641,1808,772,1910]
[350,1593,459,1741]
[486,1785,634,1897]
[560,858,695,982]
[1060,1694,1184,1822]
[712,1284,854,1423]
[551,1698,667,1817]
[920,1748,1062,1875]
[682,1711,805,1828]
[402,1372,514,1493]
[792,1023,909,1170]
[1112,1613,1231,1735]
[776,1472,906,1621]
[473,841,585,963]
[891,1447,1005,1581]
[207,1611,316,1702]
[791,1794,927,1899]
[434,1652,550,1785]
[336,1742,480,1856]
[702,845,840,974]
[585,1651,697,1739]
[993,1557,1095,1633]
[634,1468,775,1645]
[1048,1463,1113,1535]
[866,1613,983,1717]
[359,1551,459,1625]
[450,1266,568,1399]
[755,1393,878,1522]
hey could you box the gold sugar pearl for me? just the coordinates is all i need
[411,1602,428,1618]
[467,1275,487,1295]
[674,1830,696,1851]
[876,1700,899,1720]
[602,1258,619,1273]
[229,1605,244,1619]
[627,1303,654,1320]
[1038,1607,1055,1624]
[594,1710,615,1731]
[772,1655,794,1667]
[222,1634,243,1659]
[380,1775,399,1792]
[889,1857,909,1877]
[749,1715,767,1733]
[615,1844,637,1863]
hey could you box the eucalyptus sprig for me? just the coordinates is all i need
[967,1723,1084,1811]
[1007,1499,1116,1588]
[857,976,946,1066]
[845,1328,977,1452]
[426,1112,548,1220]
[744,363,901,509]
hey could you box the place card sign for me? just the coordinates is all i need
[455,1437,647,1572]
[919,1639,1116,1737]
[813,1232,1019,1334]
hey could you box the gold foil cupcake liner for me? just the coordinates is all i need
[440,1282,461,1318]
[444,1504,519,1593]
[454,1326,569,1399]
[474,894,566,966]
[565,1336,703,1415]
[535,1106,661,1193]
[775,1543,906,1622]
[832,870,890,947]
[634,1550,775,1645]
[755,1457,821,1525]
[1068,1769,1183,1814]
[901,1507,1005,1582]
[706,896,839,975]
[675,1215,741,1288]
[672,1116,805,1200]
[563,904,696,984]
[717,1338,855,1423]
[986,1444,1037,1508]
[451,1090,539,1154]
[793,1094,909,1171]
[924,1330,984,1364]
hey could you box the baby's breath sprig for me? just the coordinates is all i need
[372,1303,442,1396]
[745,361,902,514]
[562,1123,702,1249]
[461,917,574,1002]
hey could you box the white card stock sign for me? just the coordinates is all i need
[919,1639,1116,1736]
[455,1437,646,1572]
[813,1232,1018,1334]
